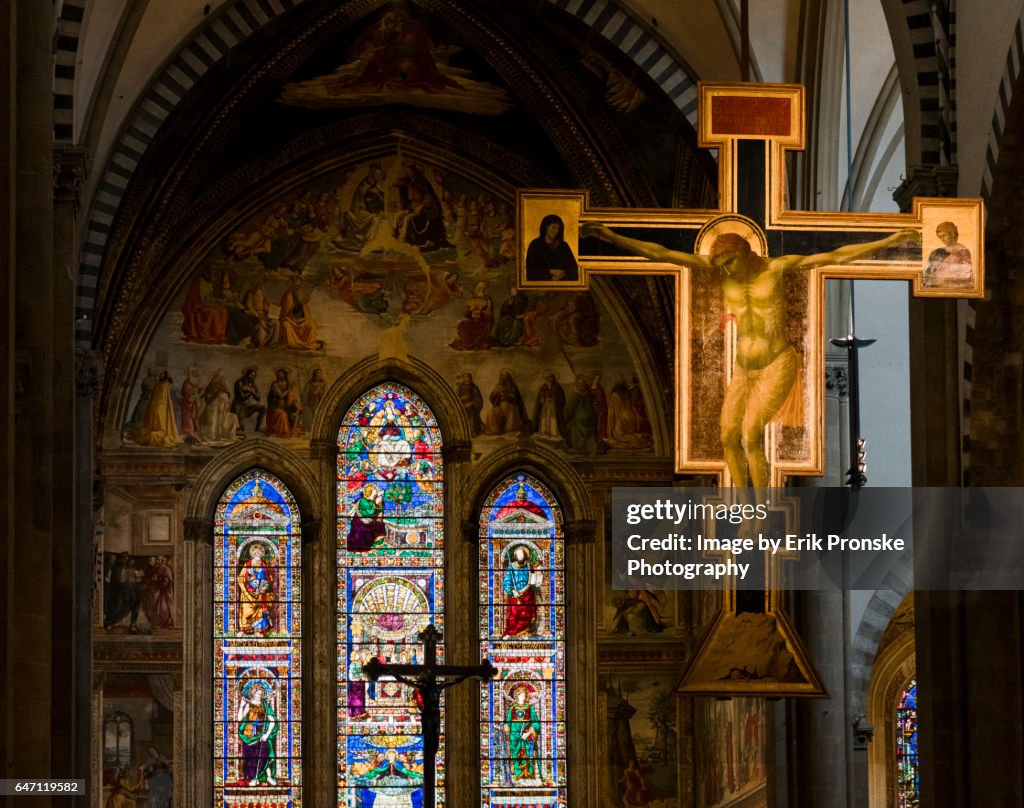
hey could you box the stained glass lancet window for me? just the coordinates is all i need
[337,383,444,807]
[896,677,919,808]
[214,470,302,807]
[479,473,566,808]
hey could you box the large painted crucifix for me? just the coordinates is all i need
[519,82,984,696]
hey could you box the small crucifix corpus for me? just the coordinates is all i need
[519,82,984,491]
[362,624,498,808]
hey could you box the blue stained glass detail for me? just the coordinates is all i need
[213,470,302,807]
[896,678,919,808]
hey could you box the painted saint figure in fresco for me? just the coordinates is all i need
[485,370,528,435]
[141,555,174,629]
[336,163,386,250]
[532,371,567,441]
[237,543,275,635]
[563,373,601,453]
[141,745,173,808]
[620,758,657,807]
[551,292,600,347]
[125,367,160,434]
[456,371,484,436]
[924,220,973,288]
[104,552,141,632]
[236,682,278,786]
[492,288,529,347]
[104,767,139,808]
[526,214,579,282]
[336,9,457,94]
[265,368,303,438]
[504,684,542,783]
[179,364,204,440]
[582,222,920,487]
[347,482,387,552]
[132,371,180,448]
[198,371,239,442]
[606,376,653,449]
[232,366,266,434]
[181,269,228,343]
[278,277,322,351]
[451,280,494,350]
[242,277,280,347]
[301,366,326,432]
[502,544,540,638]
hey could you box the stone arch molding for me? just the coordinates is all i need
[185,438,322,532]
[847,553,914,718]
[458,442,595,536]
[309,354,474,459]
[71,0,700,347]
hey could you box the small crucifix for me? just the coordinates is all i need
[520,82,984,696]
[362,624,498,808]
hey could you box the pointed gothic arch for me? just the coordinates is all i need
[213,468,305,805]
[866,597,916,808]
[335,380,447,805]
[478,471,568,806]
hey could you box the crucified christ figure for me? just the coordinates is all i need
[581,223,920,488]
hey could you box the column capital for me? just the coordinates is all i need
[893,164,959,211]
[301,518,321,544]
[53,146,88,209]
[183,517,213,544]
[564,519,597,544]
[75,349,103,399]
[443,440,473,465]
[825,362,849,402]
[851,714,875,750]
[309,438,335,461]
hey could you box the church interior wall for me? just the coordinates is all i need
[10,0,1024,805]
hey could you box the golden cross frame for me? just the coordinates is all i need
[519,82,984,489]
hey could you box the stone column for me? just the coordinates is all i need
[442,439,474,808]
[309,438,335,803]
[791,281,852,808]
[298,515,323,802]
[72,347,99,788]
[57,151,89,795]
[564,518,597,808]
[0,0,14,786]
[7,0,59,802]
[849,715,874,807]
[183,517,213,808]
[895,165,1024,807]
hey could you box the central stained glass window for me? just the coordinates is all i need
[337,383,444,807]
[479,473,566,808]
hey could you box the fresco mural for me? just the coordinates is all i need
[101,675,175,808]
[601,673,679,807]
[695,698,767,808]
[119,152,656,460]
[101,552,175,634]
[280,7,514,114]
